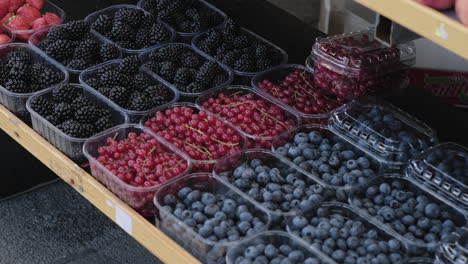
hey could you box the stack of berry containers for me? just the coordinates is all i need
[192,28,288,84]
[140,43,234,102]
[83,124,191,216]
[0,43,68,120]
[271,124,384,192]
[348,175,467,257]
[140,102,246,172]
[437,227,468,264]
[153,173,271,264]
[137,0,227,43]
[226,231,334,264]
[79,59,179,123]
[330,98,437,171]
[26,84,127,161]
[252,64,345,125]
[195,85,300,149]
[2,1,65,42]
[84,5,176,55]
[287,202,410,263]
[309,28,416,98]
[406,143,468,213]
[213,149,338,227]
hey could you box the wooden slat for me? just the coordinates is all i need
[0,105,200,264]
[355,0,468,60]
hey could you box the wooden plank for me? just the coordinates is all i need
[0,105,200,264]
[355,0,468,60]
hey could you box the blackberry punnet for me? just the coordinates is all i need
[197,19,284,72]
[141,0,224,33]
[34,20,121,71]
[90,7,171,50]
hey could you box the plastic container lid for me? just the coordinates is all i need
[407,143,468,212]
[137,0,227,40]
[79,59,179,123]
[84,4,176,55]
[330,98,437,168]
[0,43,69,118]
[192,27,288,77]
[226,231,334,264]
[140,43,234,100]
[2,1,66,41]
[154,173,272,264]
[195,85,301,149]
[437,227,468,264]
[83,124,191,216]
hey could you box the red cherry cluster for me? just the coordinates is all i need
[314,35,408,98]
[257,69,344,118]
[200,92,296,148]
[143,106,243,172]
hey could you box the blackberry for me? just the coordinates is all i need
[118,56,140,75]
[234,58,255,72]
[85,77,102,89]
[158,61,177,82]
[205,29,223,44]
[45,40,75,61]
[81,124,97,138]
[131,73,150,91]
[110,23,136,42]
[30,64,63,87]
[233,35,250,49]
[149,23,170,45]
[3,79,29,93]
[116,41,139,50]
[128,92,151,111]
[72,96,93,109]
[91,14,113,33]
[6,61,29,79]
[215,43,234,57]
[114,8,144,28]
[143,61,159,72]
[7,50,31,64]
[142,13,157,29]
[45,115,62,126]
[255,44,269,58]
[141,0,157,13]
[223,18,240,35]
[185,82,204,93]
[97,86,112,96]
[74,39,100,62]
[75,106,99,123]
[59,120,86,138]
[96,108,112,119]
[150,45,183,63]
[52,84,78,103]
[145,85,169,99]
[46,27,66,42]
[135,28,151,48]
[0,65,7,84]
[181,55,201,68]
[222,50,240,66]
[173,68,192,85]
[62,20,91,40]
[99,43,120,61]
[94,116,113,132]
[29,96,54,116]
[256,57,272,71]
[108,86,130,107]
[195,61,218,83]
[212,74,227,86]
[67,59,89,70]
[54,102,74,120]
[241,47,256,57]
[100,70,123,87]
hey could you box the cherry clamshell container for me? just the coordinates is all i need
[348,175,467,257]
[153,173,271,264]
[213,149,339,227]
[79,59,179,123]
[310,28,415,98]
[330,98,437,172]
[140,43,234,102]
[85,4,176,55]
[226,231,333,264]
[83,124,191,216]
[286,202,409,264]
[251,64,345,125]
[195,85,301,149]
[137,0,227,43]
[437,227,468,264]
[0,43,69,120]
[140,102,246,172]
[271,124,384,192]
[29,24,123,81]
[407,143,468,213]
[26,83,127,162]
[2,1,66,42]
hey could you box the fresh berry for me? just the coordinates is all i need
[32,17,47,30]
[42,12,62,26]
[0,0,8,19]
[8,15,30,39]
[0,33,10,44]
[16,5,41,23]
[8,0,25,13]
[26,0,45,10]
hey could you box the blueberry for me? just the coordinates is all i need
[292,216,308,229]
[288,250,305,261]
[279,245,292,255]
[204,204,220,216]
[263,244,278,258]
[239,212,253,222]
[379,183,391,195]
[250,159,262,168]
[177,187,192,199]
[242,168,256,180]
[257,172,270,184]
[341,150,355,160]
[287,147,301,158]
[199,225,213,238]
[319,164,331,173]
[332,249,346,261]
[362,169,375,178]
[357,157,371,169]
[184,218,196,227]
[308,131,322,143]
[245,246,259,259]
[201,193,216,205]
[424,203,440,219]
[346,160,358,170]
[294,133,309,144]
[303,149,318,160]
[238,221,251,234]
[186,190,201,202]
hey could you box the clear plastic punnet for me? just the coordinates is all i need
[271,124,383,191]
[213,149,339,227]
[26,84,127,162]
[140,43,234,101]
[226,231,333,264]
[192,28,288,78]
[0,43,69,120]
[140,102,246,172]
[407,143,468,212]
[311,28,416,98]
[3,1,66,42]
[79,59,179,123]
[252,64,346,125]
[348,175,467,257]
[195,85,300,149]
[154,173,271,264]
[83,124,191,216]
[84,4,176,55]
[330,98,437,170]
[437,227,468,264]
[137,0,227,42]
[286,202,409,264]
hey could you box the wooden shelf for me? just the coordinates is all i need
[0,105,200,264]
[355,0,468,60]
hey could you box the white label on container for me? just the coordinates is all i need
[106,200,133,235]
